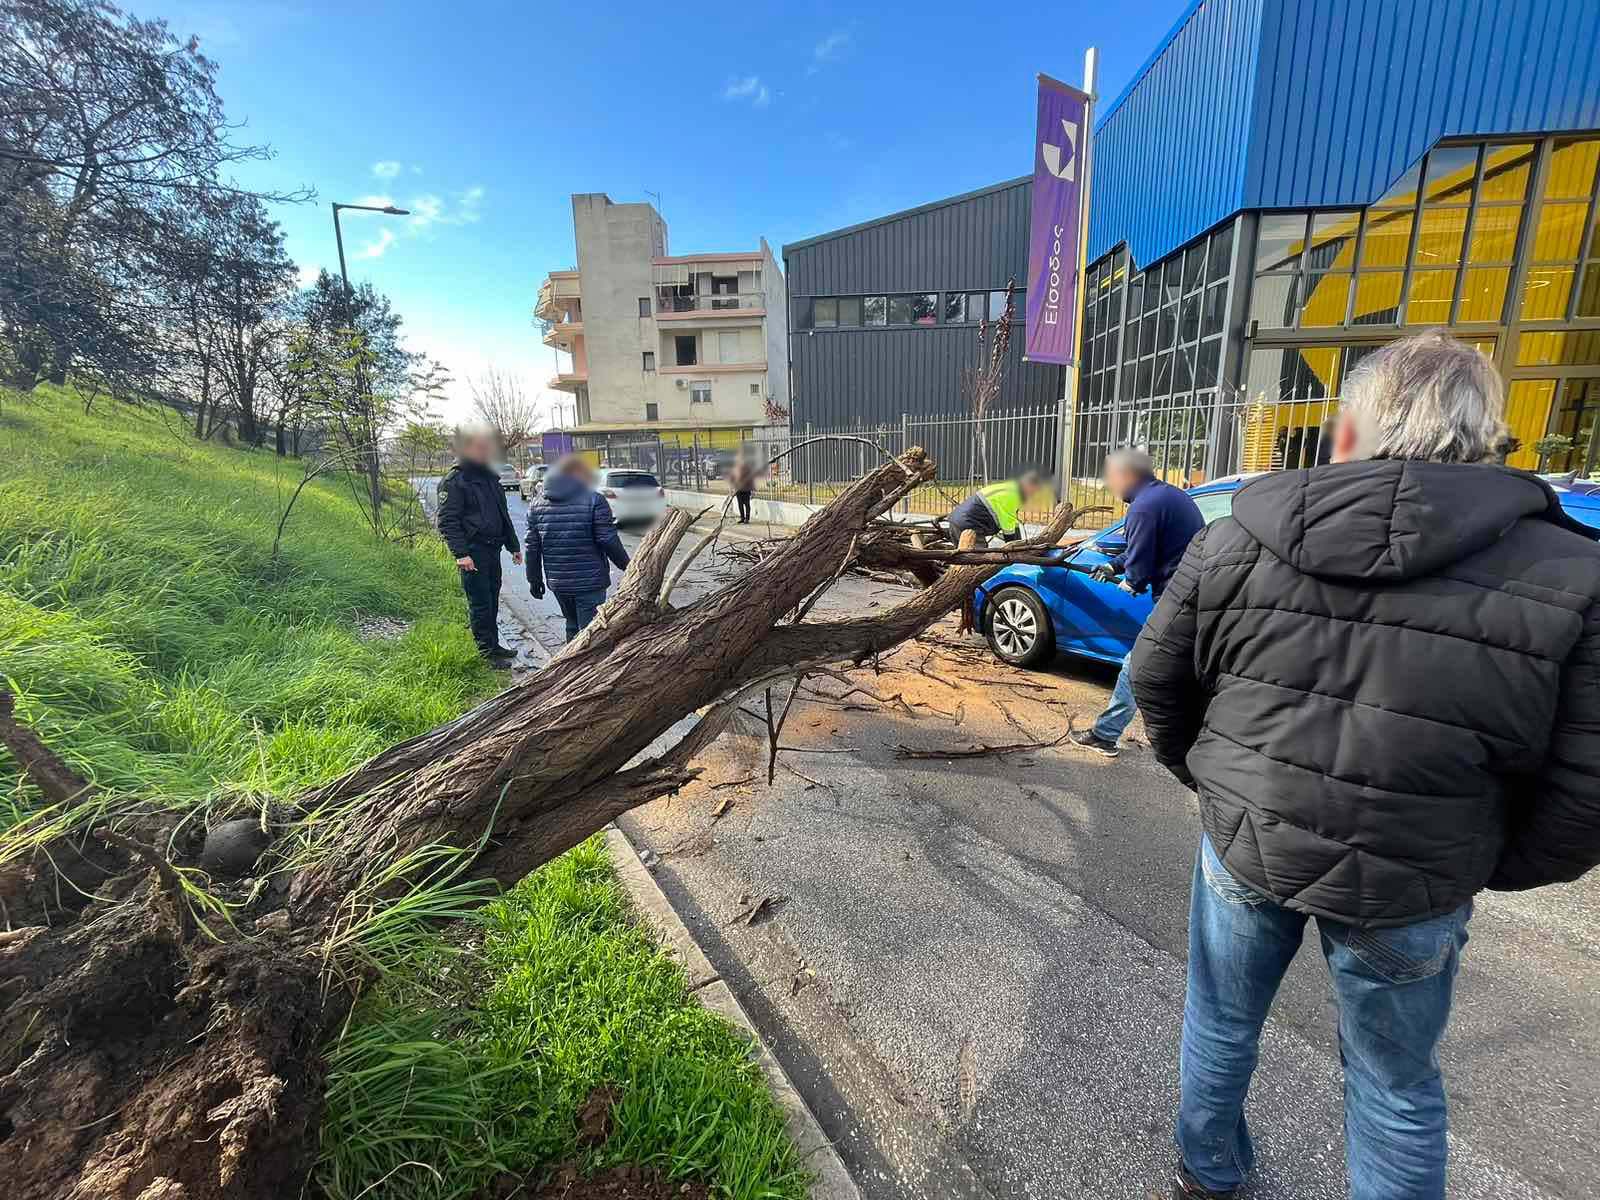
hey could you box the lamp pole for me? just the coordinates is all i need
[329,202,409,522]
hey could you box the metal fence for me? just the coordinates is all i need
[577,390,1339,529]
[1069,389,1339,524]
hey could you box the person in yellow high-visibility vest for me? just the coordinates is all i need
[946,470,1045,549]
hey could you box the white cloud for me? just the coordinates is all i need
[406,186,484,233]
[807,30,851,74]
[296,262,321,288]
[347,193,395,212]
[359,227,396,259]
[722,75,770,107]
[371,160,402,179]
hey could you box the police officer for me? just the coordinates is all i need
[946,469,1046,548]
[437,429,522,668]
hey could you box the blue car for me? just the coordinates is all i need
[975,472,1600,671]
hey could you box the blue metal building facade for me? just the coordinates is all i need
[1091,0,1600,267]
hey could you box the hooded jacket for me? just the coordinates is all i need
[525,471,630,595]
[1131,459,1600,927]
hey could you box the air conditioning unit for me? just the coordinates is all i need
[675,378,687,389]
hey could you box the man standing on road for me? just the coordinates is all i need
[729,452,758,524]
[437,429,522,669]
[1132,331,1600,1200]
[1069,449,1203,758]
[946,470,1046,548]
[525,455,631,641]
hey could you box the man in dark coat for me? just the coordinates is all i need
[1131,331,1600,1200]
[525,455,631,641]
[1069,449,1204,758]
[437,431,521,668]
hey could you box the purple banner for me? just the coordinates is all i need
[1024,75,1090,365]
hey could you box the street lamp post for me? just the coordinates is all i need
[329,201,409,524]
[331,201,410,298]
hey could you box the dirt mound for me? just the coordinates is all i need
[530,1164,710,1200]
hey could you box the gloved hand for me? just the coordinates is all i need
[1089,563,1118,584]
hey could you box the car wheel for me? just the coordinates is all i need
[985,586,1054,668]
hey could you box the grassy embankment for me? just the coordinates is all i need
[0,388,809,1199]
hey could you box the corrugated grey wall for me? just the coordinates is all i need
[785,179,1065,428]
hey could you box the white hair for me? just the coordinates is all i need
[1340,330,1508,465]
[1106,447,1153,476]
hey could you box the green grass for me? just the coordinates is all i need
[317,836,810,1200]
[0,388,810,1198]
[0,385,494,821]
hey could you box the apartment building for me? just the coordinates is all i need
[535,194,789,461]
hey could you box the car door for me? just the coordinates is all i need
[1032,485,1239,661]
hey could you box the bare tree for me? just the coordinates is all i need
[470,365,539,459]
[0,450,1098,1199]
[0,0,309,394]
[963,280,1016,485]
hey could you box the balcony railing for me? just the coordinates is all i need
[653,292,765,318]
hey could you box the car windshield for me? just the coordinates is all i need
[607,472,659,488]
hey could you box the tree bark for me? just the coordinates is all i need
[0,448,1091,1199]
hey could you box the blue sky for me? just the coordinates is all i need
[144,0,1189,420]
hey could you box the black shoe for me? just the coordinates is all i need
[488,644,517,659]
[1172,1165,1237,1199]
[1070,729,1121,758]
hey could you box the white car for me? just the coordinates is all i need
[495,462,520,492]
[596,468,667,527]
[519,462,550,502]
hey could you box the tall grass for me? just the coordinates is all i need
[317,837,811,1200]
[0,386,493,821]
[1,389,811,1198]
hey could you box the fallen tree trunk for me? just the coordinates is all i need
[0,447,1093,1199]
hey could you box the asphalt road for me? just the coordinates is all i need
[489,492,1599,1200]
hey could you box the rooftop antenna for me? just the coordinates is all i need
[644,188,666,253]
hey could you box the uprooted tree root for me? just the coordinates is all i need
[0,448,1095,1199]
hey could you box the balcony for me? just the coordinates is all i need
[541,320,583,350]
[548,370,587,393]
[653,292,766,322]
[535,271,581,322]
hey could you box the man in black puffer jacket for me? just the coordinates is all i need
[1132,331,1600,1200]
[437,431,522,667]
[525,456,631,641]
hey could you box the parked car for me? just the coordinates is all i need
[495,462,519,492]
[1543,473,1600,530]
[596,468,667,527]
[519,462,550,502]
[976,471,1600,670]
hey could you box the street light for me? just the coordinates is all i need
[331,201,410,296]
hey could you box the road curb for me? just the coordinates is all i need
[603,826,862,1200]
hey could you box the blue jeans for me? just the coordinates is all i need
[1180,836,1471,1198]
[553,588,608,641]
[1091,651,1137,742]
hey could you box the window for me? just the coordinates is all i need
[642,351,655,372]
[862,295,887,325]
[888,293,936,325]
[967,292,987,322]
[690,381,712,404]
[838,297,862,327]
[943,293,967,323]
[717,330,742,363]
[645,402,659,421]
[814,298,838,328]
[750,382,762,395]
[674,335,697,366]
[638,296,651,317]
[988,290,1015,323]
[793,298,813,330]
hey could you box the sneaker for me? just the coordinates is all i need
[1070,728,1121,758]
[1172,1165,1237,1199]
[487,644,517,659]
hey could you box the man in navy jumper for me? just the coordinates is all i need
[1070,448,1204,758]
